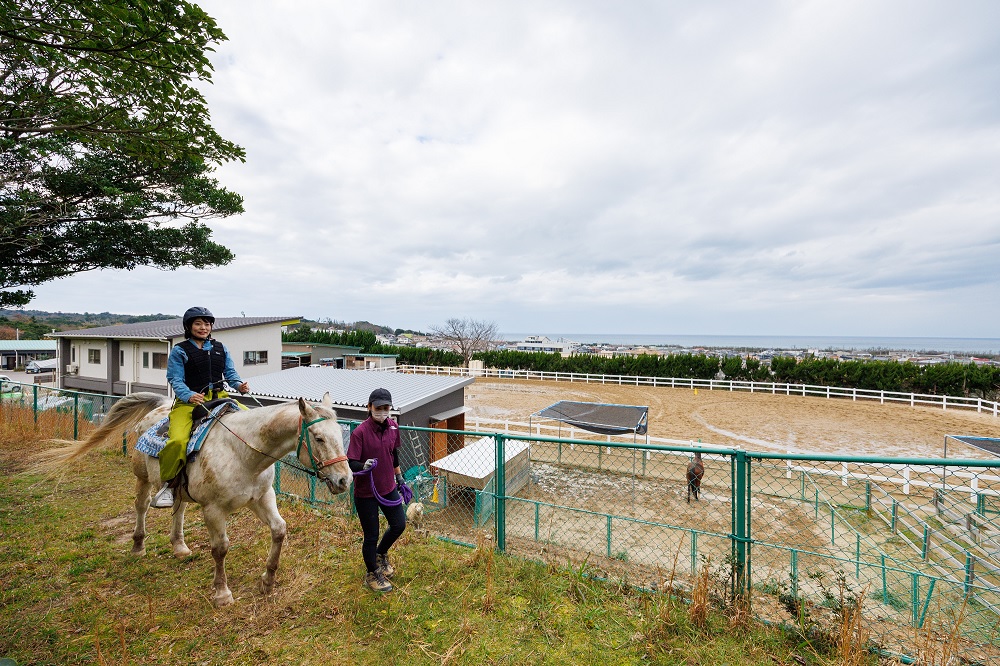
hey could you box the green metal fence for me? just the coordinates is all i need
[0,379,121,440]
[285,422,1000,662]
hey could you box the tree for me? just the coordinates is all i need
[430,317,499,366]
[0,0,245,307]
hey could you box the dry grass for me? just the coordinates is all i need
[688,558,712,630]
[835,584,872,666]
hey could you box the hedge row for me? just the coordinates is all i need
[283,328,1000,400]
[473,350,1000,400]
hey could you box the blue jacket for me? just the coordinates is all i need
[166,338,242,402]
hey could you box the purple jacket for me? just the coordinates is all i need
[347,416,400,498]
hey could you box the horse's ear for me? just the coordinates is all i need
[298,397,308,416]
[322,392,332,408]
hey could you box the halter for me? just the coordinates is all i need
[297,415,349,476]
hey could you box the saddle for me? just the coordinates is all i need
[136,399,242,460]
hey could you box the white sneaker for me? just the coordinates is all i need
[151,483,174,508]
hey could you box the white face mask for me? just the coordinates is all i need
[371,407,390,422]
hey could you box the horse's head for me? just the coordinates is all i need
[296,393,351,494]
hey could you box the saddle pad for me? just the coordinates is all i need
[136,400,240,458]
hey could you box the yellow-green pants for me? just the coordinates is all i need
[159,391,230,482]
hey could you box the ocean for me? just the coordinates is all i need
[500,333,1000,355]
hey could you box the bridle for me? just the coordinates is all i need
[296,415,348,476]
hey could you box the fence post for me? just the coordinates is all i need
[732,451,750,599]
[891,500,898,533]
[33,384,38,425]
[690,530,698,574]
[73,393,79,440]
[964,553,975,596]
[855,534,861,578]
[790,549,798,598]
[865,480,872,516]
[495,433,507,553]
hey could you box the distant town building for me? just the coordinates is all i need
[511,336,577,355]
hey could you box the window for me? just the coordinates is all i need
[71,347,76,363]
[142,351,149,368]
[243,350,268,365]
[87,349,101,364]
[151,352,168,370]
[120,350,125,366]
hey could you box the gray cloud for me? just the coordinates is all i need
[25,1,1000,337]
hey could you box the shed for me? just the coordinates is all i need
[432,436,531,526]
[432,436,531,493]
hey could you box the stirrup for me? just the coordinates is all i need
[151,483,174,508]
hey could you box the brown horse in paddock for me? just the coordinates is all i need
[686,451,704,503]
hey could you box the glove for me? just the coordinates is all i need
[362,458,376,471]
[395,473,404,486]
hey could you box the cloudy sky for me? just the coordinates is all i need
[27,1,1000,337]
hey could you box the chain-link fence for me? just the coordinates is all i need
[0,379,121,441]
[276,423,1000,662]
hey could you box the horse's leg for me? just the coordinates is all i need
[169,500,191,558]
[203,505,234,607]
[247,487,287,596]
[131,451,154,555]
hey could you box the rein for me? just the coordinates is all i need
[212,412,347,480]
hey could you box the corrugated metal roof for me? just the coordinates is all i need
[247,367,474,412]
[47,316,298,340]
[0,340,57,351]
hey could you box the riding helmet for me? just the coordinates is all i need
[183,306,215,337]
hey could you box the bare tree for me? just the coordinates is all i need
[430,318,499,366]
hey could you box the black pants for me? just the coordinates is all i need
[355,492,406,573]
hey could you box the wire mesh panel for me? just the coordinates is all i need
[750,455,1000,661]
[0,381,121,441]
[262,416,1000,661]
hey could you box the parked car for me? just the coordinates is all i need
[25,359,57,374]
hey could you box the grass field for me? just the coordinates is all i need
[0,408,901,665]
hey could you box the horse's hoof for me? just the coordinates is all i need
[212,590,234,607]
[173,544,192,558]
[131,546,146,556]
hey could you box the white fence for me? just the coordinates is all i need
[397,364,1000,417]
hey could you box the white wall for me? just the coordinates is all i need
[212,323,283,380]
[73,340,107,380]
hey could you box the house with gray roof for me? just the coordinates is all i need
[281,342,397,370]
[48,316,298,396]
[0,339,57,371]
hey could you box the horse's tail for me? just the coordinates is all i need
[33,392,169,472]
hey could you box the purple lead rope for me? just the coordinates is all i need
[353,458,411,507]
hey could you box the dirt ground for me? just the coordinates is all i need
[464,379,1000,459]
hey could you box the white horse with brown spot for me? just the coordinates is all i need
[39,392,351,607]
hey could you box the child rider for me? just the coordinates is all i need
[151,307,249,508]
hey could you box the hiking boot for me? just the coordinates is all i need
[364,570,392,592]
[376,552,395,579]
[151,483,174,509]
